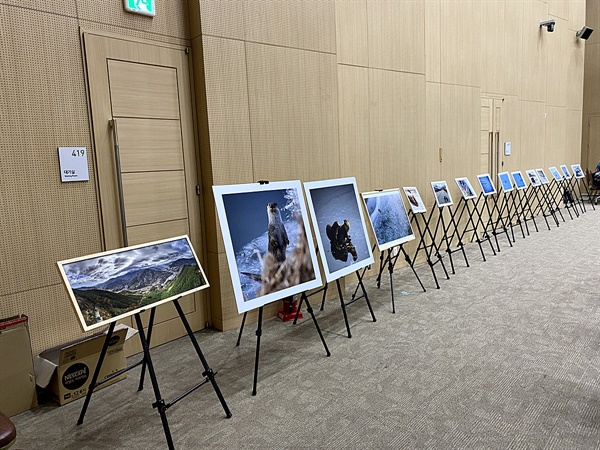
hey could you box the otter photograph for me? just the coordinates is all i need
[361,189,415,251]
[304,177,374,283]
[57,236,209,331]
[511,171,528,190]
[402,187,427,214]
[213,181,322,314]
[431,181,454,207]
[455,177,477,200]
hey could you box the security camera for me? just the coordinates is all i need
[540,19,556,32]
[576,26,594,40]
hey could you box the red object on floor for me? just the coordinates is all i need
[277,297,302,322]
[0,411,16,449]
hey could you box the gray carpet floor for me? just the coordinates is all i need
[12,206,600,449]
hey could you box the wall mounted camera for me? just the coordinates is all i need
[576,26,594,40]
[540,19,556,32]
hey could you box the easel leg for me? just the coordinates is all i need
[252,307,264,396]
[133,314,174,450]
[302,293,331,357]
[336,279,352,338]
[77,322,116,425]
[293,295,305,325]
[173,299,232,417]
[388,250,395,314]
[356,271,376,323]
[236,312,247,347]
[138,307,156,391]
[401,246,426,293]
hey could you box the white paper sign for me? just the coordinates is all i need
[58,147,89,182]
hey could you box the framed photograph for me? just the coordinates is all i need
[213,181,322,314]
[304,177,374,283]
[498,172,514,192]
[571,164,585,179]
[57,236,209,332]
[455,177,477,200]
[536,168,550,184]
[549,166,563,182]
[526,169,541,187]
[477,173,497,196]
[431,181,454,207]
[402,187,427,214]
[560,165,572,179]
[361,189,415,251]
[510,171,528,190]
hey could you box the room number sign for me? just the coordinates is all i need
[58,147,89,182]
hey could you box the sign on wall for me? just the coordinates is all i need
[124,0,155,17]
[58,147,89,182]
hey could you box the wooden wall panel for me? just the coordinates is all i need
[367,0,425,74]
[198,0,245,40]
[549,0,569,20]
[425,0,441,82]
[520,101,547,169]
[585,0,600,45]
[441,0,481,87]
[544,106,568,166]
[200,36,253,187]
[566,109,583,164]
[424,82,442,205]
[4,0,76,16]
[569,0,586,31]
[244,0,336,53]
[246,43,339,183]
[546,19,569,107]
[337,65,371,189]
[481,0,506,94]
[504,0,525,97]
[0,6,101,299]
[567,38,586,111]
[368,69,425,191]
[521,0,549,102]
[335,0,368,66]
[440,84,481,201]
[583,43,600,114]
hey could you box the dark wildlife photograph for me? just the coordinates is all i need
[304,178,373,282]
[214,181,321,313]
[455,177,477,199]
[526,170,541,186]
[431,181,454,207]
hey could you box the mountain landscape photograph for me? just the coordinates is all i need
[58,236,208,330]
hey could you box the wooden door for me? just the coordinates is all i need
[83,31,206,355]
[480,97,502,180]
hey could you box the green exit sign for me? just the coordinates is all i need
[124,0,155,17]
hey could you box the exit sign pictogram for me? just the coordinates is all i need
[124,0,155,17]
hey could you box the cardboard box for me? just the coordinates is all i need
[0,315,38,417]
[34,324,136,406]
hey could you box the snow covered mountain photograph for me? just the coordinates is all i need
[304,177,374,283]
[58,236,208,331]
[431,181,454,207]
[213,180,322,314]
[362,189,415,251]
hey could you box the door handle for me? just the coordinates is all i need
[109,119,129,247]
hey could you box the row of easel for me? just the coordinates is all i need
[75,172,594,450]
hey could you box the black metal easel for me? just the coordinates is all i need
[563,175,586,215]
[538,180,564,225]
[77,299,232,450]
[495,188,516,243]
[512,186,538,236]
[330,271,377,338]
[236,291,331,396]
[373,244,426,313]
[480,192,513,252]
[432,203,469,274]
[525,183,553,230]
[409,208,450,289]
[547,177,575,220]
[457,195,496,262]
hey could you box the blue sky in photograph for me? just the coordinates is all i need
[63,238,194,289]
[478,175,495,194]
[222,189,289,253]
